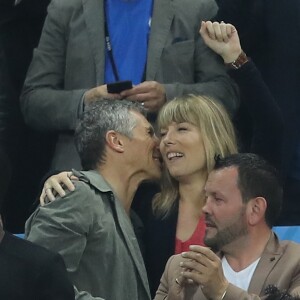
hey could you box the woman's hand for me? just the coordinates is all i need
[40,171,78,206]
[200,21,242,64]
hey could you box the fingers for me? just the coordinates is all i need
[64,172,77,191]
[187,245,218,261]
[179,246,219,275]
[40,171,77,206]
[201,21,235,42]
[120,81,166,111]
[84,85,122,103]
[40,189,48,206]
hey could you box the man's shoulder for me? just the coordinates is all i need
[73,169,113,194]
[48,0,82,13]
[279,239,300,256]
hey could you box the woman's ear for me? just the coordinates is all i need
[106,130,125,153]
[247,197,267,226]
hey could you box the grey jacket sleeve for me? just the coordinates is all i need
[20,0,87,132]
[25,183,104,300]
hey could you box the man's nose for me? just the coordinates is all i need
[202,197,211,214]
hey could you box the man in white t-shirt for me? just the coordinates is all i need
[155,153,300,300]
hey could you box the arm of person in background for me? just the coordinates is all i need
[200,21,283,171]
[20,0,121,132]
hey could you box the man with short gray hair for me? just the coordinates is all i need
[26,100,162,300]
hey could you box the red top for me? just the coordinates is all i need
[175,215,206,254]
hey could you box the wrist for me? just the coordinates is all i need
[222,50,242,64]
[217,282,229,300]
[225,51,249,69]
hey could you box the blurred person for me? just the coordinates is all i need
[155,153,300,300]
[20,0,239,171]
[25,100,162,300]
[0,146,74,300]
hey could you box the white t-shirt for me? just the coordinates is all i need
[222,256,261,291]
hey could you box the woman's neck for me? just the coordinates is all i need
[178,172,207,208]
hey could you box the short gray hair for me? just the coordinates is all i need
[74,99,146,170]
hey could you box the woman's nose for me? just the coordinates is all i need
[162,131,175,146]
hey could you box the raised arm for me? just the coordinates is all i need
[199,21,283,170]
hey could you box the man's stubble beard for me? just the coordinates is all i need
[204,208,248,253]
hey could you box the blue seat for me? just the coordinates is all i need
[273,226,300,243]
[14,233,25,239]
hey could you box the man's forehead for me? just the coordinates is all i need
[205,166,238,191]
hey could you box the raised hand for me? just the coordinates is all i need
[200,21,242,64]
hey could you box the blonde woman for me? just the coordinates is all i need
[141,95,237,295]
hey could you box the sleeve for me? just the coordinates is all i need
[154,256,174,300]
[223,284,263,300]
[163,0,239,116]
[154,255,198,300]
[229,61,284,171]
[25,182,104,300]
[20,0,87,132]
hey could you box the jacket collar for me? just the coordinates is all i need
[72,169,151,298]
[146,0,174,79]
[248,232,282,294]
[82,0,105,85]
[72,169,113,193]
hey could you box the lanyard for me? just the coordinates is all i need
[103,0,120,81]
[103,0,153,83]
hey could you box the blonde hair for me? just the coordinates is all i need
[153,95,238,217]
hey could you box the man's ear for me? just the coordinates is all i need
[247,197,267,226]
[106,130,125,153]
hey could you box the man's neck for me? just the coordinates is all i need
[99,166,143,214]
[222,228,272,272]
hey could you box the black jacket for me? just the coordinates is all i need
[0,230,74,300]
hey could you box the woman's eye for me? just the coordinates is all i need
[160,131,166,137]
[178,127,187,131]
